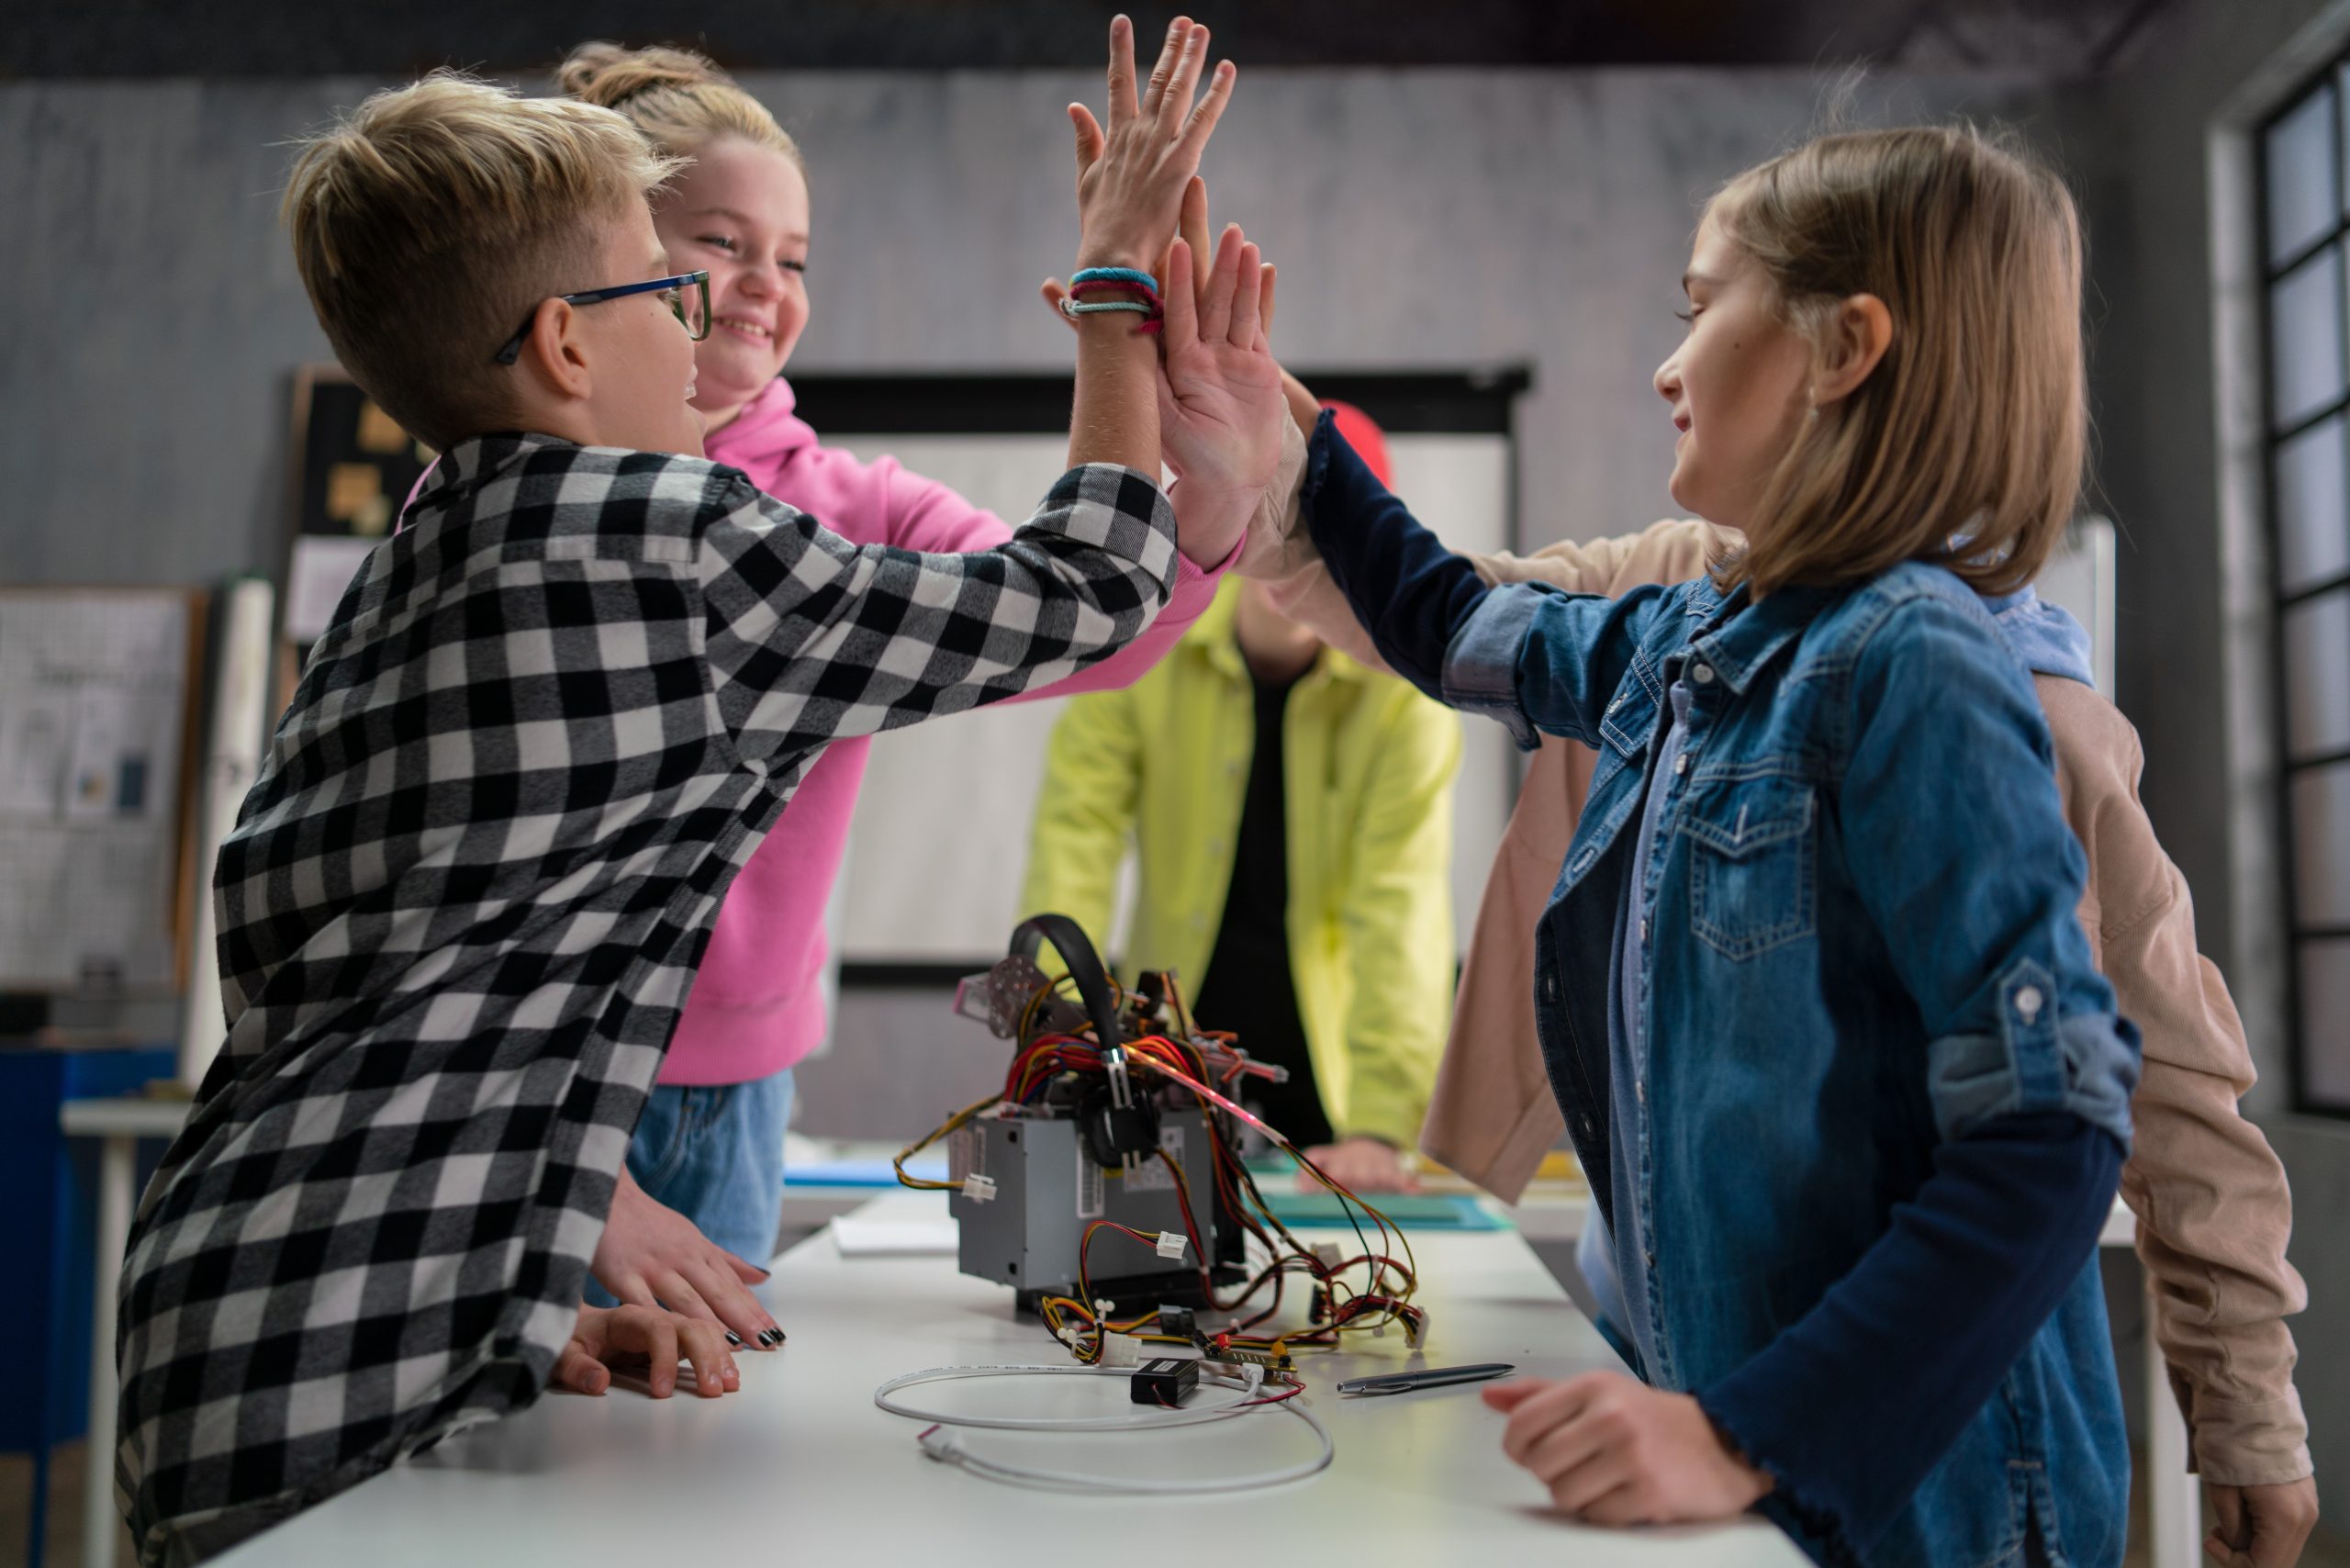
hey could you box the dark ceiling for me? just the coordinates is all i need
[8,0,2172,79]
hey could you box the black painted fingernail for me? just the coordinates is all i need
[762,1328,787,1347]
[725,1330,744,1347]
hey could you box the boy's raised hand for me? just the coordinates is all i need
[1069,16,1235,273]
[1155,222,1285,564]
[1483,1372,1774,1525]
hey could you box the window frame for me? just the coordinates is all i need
[2255,60,2350,1116]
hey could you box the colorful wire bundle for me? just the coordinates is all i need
[895,967,1425,1374]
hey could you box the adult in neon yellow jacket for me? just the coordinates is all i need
[1021,571,1460,1193]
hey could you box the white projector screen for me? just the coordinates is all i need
[822,426,1520,966]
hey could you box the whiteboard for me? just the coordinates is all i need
[0,588,197,991]
[828,432,1517,963]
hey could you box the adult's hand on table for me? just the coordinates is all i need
[591,1161,784,1350]
[1297,1135,1421,1193]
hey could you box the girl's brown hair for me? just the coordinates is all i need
[556,41,804,174]
[1707,123,2086,598]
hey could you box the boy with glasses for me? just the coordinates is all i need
[117,26,1274,1560]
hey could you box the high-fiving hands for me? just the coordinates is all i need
[1153,219,1284,563]
[1069,16,1235,274]
[1047,173,1286,568]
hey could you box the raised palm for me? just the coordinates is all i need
[1158,224,1284,506]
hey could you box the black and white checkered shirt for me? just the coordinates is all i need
[115,433,1176,1562]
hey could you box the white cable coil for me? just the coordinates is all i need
[876,1362,1334,1493]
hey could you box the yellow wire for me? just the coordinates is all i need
[891,1091,1000,1191]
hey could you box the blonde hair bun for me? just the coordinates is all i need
[557,42,732,108]
[554,40,802,171]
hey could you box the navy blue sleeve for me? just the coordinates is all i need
[1299,408,1495,700]
[1700,1112,2123,1560]
[1300,410,1674,750]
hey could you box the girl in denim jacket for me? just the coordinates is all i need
[1285,127,2141,1567]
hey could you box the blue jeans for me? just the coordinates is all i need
[586,1068,794,1305]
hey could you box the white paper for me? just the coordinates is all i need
[285,534,378,642]
[830,1215,960,1257]
[0,590,192,989]
[0,689,74,815]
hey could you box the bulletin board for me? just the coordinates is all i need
[0,587,205,992]
[790,369,1531,973]
[282,366,434,646]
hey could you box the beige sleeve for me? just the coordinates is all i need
[2083,721,2312,1485]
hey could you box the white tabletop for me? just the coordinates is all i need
[218,1191,1806,1567]
[59,1095,191,1139]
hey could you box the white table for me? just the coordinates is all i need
[57,1095,190,1568]
[216,1191,1807,1567]
[779,1152,2198,1568]
[66,1119,2199,1568]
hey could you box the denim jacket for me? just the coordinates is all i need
[1455,567,2138,1565]
[1297,413,2142,1567]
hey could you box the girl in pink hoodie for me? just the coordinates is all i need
[545,39,1235,1342]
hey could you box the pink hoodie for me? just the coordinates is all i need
[663,377,1225,1084]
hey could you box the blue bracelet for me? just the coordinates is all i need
[1058,297,1155,319]
[1071,266,1159,292]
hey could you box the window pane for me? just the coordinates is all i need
[2293,759,2350,925]
[2270,245,2344,428]
[2299,937,2350,1105]
[2285,589,2350,758]
[2275,413,2350,592]
[2269,84,2337,262]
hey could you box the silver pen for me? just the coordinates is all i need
[1336,1361,1516,1396]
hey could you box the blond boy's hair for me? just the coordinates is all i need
[557,42,804,174]
[1706,124,2087,599]
[282,72,684,450]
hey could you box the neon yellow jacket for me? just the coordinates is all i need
[1019,581,1460,1147]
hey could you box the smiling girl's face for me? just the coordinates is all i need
[1652,213,1818,537]
[653,137,811,431]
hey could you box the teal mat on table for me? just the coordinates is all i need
[786,1155,945,1187]
[1258,1190,1504,1231]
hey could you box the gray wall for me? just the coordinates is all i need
[0,66,2031,585]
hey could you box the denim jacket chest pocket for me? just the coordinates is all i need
[1678,772,1818,961]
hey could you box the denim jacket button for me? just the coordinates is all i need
[1690,661,1715,685]
[2015,985,2044,1021]
[1673,753,1689,777]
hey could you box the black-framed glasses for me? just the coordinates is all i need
[491,270,711,365]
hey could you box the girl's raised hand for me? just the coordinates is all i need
[1155,222,1284,564]
[1069,16,1235,273]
